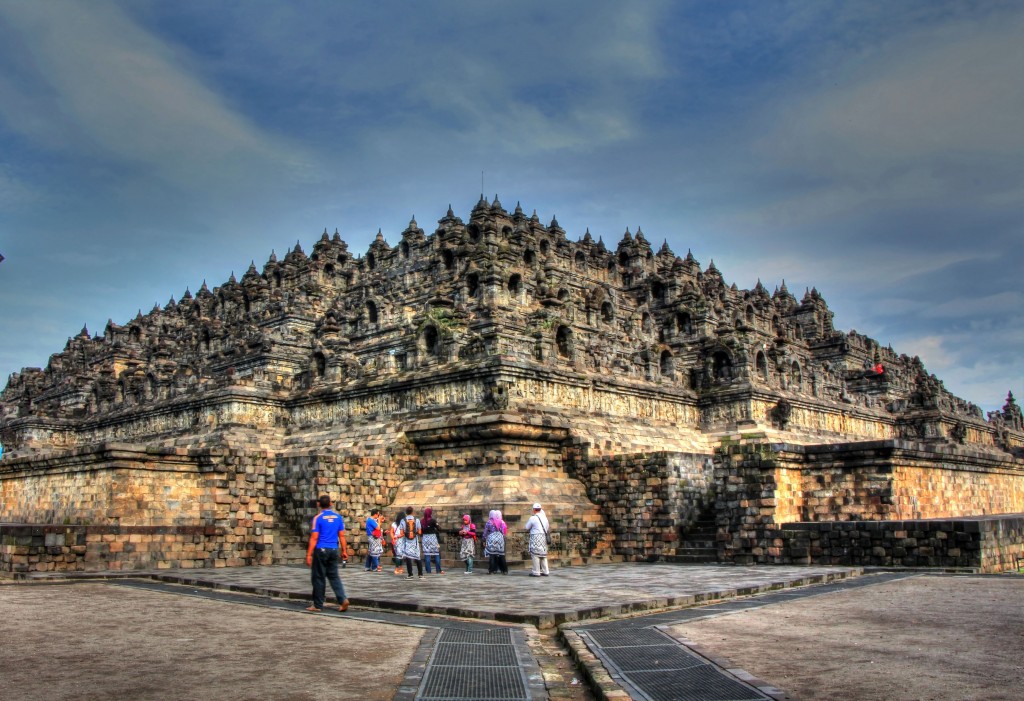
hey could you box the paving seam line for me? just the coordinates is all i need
[560,571,919,701]
[103,578,547,701]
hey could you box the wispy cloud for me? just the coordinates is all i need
[0,0,310,191]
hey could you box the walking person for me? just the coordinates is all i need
[305,494,350,612]
[421,507,444,574]
[458,514,477,574]
[364,508,381,571]
[400,506,424,579]
[525,502,550,577]
[483,509,508,574]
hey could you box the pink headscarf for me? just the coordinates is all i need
[488,509,507,534]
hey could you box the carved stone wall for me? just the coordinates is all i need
[2,198,1023,572]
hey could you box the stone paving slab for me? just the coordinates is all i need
[12,563,863,700]
[99,562,861,628]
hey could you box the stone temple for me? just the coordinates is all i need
[2,196,1022,574]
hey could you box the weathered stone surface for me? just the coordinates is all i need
[1,199,1023,573]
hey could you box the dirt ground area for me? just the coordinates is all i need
[0,582,423,701]
[673,575,1024,701]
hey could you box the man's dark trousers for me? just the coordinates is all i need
[311,547,347,609]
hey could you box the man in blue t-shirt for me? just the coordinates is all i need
[305,494,350,612]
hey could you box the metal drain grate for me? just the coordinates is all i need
[629,666,768,701]
[586,628,673,648]
[600,644,705,672]
[416,628,529,701]
[440,628,514,645]
[581,625,771,701]
[419,665,528,700]
[432,642,520,666]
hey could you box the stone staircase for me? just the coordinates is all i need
[271,527,307,565]
[673,513,720,563]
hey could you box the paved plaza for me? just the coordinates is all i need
[2,563,1021,700]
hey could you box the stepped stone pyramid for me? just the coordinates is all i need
[2,196,1022,572]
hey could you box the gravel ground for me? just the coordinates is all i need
[0,582,423,701]
[673,575,1024,701]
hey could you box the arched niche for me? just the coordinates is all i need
[555,325,572,358]
[660,350,674,377]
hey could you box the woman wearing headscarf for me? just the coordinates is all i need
[421,507,444,574]
[390,510,406,575]
[400,506,423,579]
[458,514,477,574]
[483,509,508,575]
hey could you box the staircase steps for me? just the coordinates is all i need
[675,516,720,563]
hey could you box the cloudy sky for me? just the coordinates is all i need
[0,0,1021,413]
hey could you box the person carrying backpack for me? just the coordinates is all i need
[400,506,424,579]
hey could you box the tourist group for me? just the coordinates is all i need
[304,496,551,612]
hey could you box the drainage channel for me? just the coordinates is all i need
[571,571,921,701]
[416,627,534,701]
[578,626,768,701]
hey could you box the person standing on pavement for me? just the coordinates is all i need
[364,508,381,571]
[420,507,444,574]
[390,510,406,575]
[458,514,477,574]
[524,503,550,577]
[305,495,350,612]
[401,506,424,579]
[365,508,384,572]
[483,509,508,575]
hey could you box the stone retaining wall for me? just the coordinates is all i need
[0,443,277,573]
[715,440,1024,572]
[774,515,1024,572]
[572,450,714,560]
[0,524,227,573]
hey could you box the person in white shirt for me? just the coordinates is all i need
[524,503,550,576]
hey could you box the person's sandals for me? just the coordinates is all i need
[305,606,322,612]
[338,600,349,612]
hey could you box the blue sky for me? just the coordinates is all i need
[0,0,1021,412]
